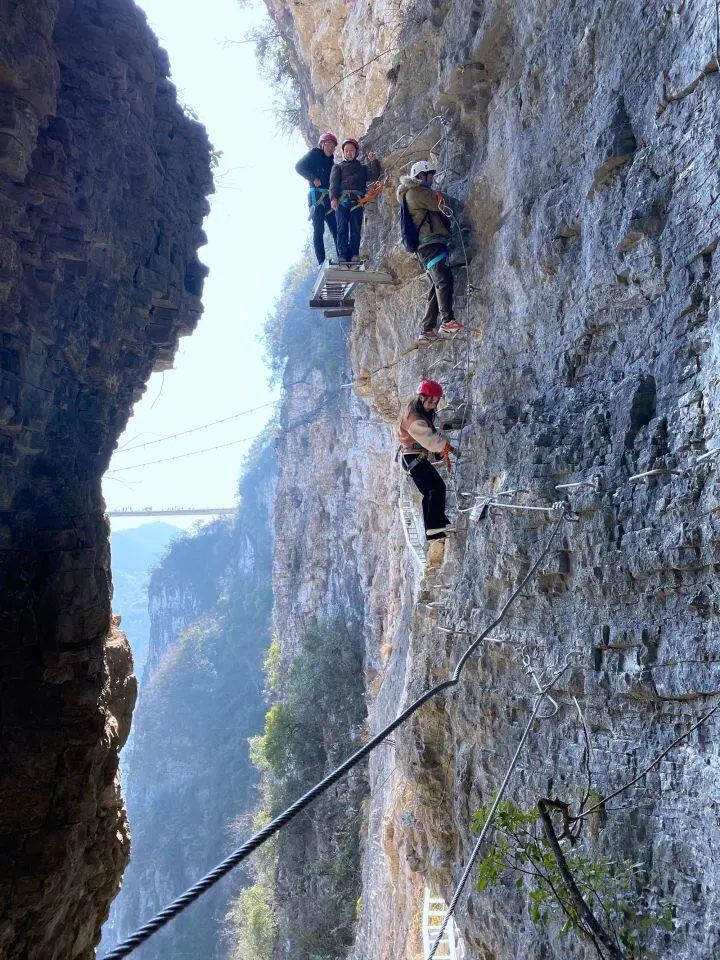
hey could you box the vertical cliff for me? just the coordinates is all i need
[0,1,211,956]
[104,445,276,959]
[260,2,720,958]
[251,265,393,958]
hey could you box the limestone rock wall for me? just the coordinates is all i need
[0,2,211,957]
[265,1,720,958]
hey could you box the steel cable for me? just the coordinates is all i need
[100,515,567,959]
[426,660,572,960]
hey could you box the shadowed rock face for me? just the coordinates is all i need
[0,1,211,957]
[263,1,720,958]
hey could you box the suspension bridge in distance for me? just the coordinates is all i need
[106,507,235,518]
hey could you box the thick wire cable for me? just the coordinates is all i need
[115,401,278,454]
[100,515,566,960]
[426,660,570,960]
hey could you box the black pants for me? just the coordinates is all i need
[336,202,364,261]
[417,244,455,331]
[311,200,337,264]
[403,455,449,538]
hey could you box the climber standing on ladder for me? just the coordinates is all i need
[295,132,339,265]
[397,160,464,342]
[399,380,456,541]
[329,138,382,263]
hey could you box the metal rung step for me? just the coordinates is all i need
[309,263,394,312]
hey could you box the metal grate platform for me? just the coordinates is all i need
[309,263,394,316]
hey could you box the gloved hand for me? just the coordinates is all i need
[440,441,455,458]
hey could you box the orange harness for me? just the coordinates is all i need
[350,175,389,210]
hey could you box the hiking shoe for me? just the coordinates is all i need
[417,330,440,344]
[439,319,465,334]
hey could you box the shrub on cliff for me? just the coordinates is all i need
[229,619,367,960]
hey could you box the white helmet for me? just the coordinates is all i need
[410,160,436,179]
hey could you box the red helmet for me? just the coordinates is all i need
[341,138,360,152]
[417,379,443,398]
[318,131,337,146]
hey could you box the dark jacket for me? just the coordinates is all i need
[295,146,334,189]
[329,157,382,201]
[396,175,452,248]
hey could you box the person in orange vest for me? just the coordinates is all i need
[398,379,456,540]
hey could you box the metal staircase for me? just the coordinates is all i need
[309,263,394,317]
[422,889,459,960]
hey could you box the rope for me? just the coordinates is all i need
[570,700,720,823]
[115,401,278,454]
[426,660,571,960]
[107,432,267,473]
[99,515,567,960]
[107,383,369,476]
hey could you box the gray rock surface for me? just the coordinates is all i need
[0,1,211,956]
[262,1,720,957]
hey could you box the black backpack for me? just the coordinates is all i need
[399,194,428,253]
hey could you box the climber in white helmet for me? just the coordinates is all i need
[397,160,464,343]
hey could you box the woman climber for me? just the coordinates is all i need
[398,379,456,541]
[295,132,338,265]
[329,138,382,263]
[397,160,464,342]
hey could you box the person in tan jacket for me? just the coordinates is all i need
[397,160,464,342]
[398,379,455,540]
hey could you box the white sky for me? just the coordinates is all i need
[103,0,309,530]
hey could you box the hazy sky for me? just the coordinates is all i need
[103,0,309,530]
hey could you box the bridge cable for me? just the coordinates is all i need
[115,401,278,454]
[100,513,567,960]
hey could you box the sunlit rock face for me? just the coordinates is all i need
[265,1,720,958]
[0,1,211,956]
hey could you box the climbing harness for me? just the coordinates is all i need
[339,188,364,207]
[424,249,449,270]
[308,186,333,217]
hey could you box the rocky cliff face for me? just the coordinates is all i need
[103,447,276,959]
[263,2,720,958]
[0,2,211,957]
[261,266,389,958]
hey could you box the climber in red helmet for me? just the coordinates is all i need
[398,380,456,540]
[329,138,382,263]
[295,132,339,264]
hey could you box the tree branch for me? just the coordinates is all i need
[538,799,625,960]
